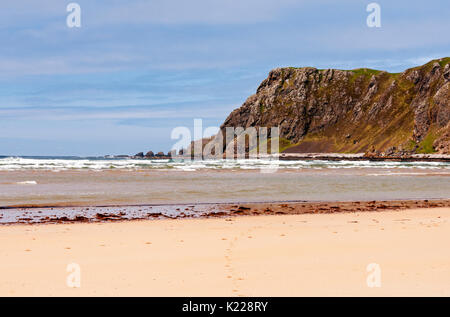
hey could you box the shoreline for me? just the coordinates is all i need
[2,198,449,225]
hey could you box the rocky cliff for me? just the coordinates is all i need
[220,58,450,154]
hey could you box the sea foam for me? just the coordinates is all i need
[0,156,449,171]
[16,181,37,185]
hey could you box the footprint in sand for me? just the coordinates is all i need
[225,227,257,296]
[224,238,238,290]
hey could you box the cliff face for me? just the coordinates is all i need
[220,58,450,154]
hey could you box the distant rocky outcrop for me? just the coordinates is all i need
[131,150,173,159]
[219,57,450,155]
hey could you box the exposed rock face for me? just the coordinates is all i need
[434,122,450,154]
[220,58,450,154]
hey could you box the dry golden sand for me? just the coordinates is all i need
[1,207,449,296]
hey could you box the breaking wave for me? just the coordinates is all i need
[0,156,449,171]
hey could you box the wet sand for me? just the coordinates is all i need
[1,199,449,224]
[1,207,449,296]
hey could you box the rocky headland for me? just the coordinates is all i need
[219,57,450,157]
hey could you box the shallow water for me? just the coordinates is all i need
[0,157,449,206]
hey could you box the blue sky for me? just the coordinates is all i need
[0,0,449,156]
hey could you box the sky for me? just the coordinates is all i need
[0,0,449,156]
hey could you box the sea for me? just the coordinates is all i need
[0,156,449,207]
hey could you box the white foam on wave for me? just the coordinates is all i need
[16,181,37,185]
[0,156,449,171]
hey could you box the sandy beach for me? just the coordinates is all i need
[2,0,449,303]
[1,207,449,297]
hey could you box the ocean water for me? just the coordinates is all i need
[0,156,449,171]
[0,156,449,207]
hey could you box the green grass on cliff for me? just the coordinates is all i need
[417,131,437,154]
[438,57,450,67]
[349,68,383,84]
[350,68,383,76]
[250,137,293,154]
[405,131,437,154]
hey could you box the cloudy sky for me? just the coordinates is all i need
[0,0,449,156]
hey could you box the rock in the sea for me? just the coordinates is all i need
[134,152,144,158]
[145,151,155,158]
[156,151,165,157]
[167,150,175,157]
